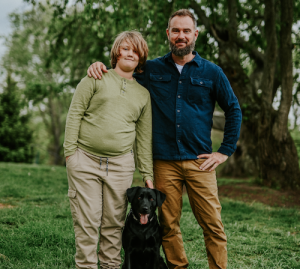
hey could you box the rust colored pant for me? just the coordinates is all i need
[154,159,227,269]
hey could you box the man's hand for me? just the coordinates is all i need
[197,152,228,171]
[87,62,108,79]
[145,180,154,189]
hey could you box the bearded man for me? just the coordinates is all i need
[88,9,242,269]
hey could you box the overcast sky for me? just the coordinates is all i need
[0,0,29,59]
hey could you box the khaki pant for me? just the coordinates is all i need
[154,159,227,269]
[66,148,135,269]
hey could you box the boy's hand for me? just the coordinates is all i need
[145,180,154,189]
[87,62,108,79]
[66,156,70,161]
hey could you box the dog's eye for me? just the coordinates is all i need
[150,198,154,201]
[138,197,141,200]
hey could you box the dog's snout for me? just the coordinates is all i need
[142,206,148,212]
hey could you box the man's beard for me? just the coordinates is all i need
[169,38,195,57]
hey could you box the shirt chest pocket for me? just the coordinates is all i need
[188,77,213,104]
[150,73,172,99]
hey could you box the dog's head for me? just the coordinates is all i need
[126,187,166,225]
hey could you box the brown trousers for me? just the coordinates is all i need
[154,159,227,269]
[66,148,135,269]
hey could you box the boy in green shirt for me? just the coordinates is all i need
[64,31,152,269]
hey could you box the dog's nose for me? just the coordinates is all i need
[143,206,148,212]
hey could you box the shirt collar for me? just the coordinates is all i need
[164,51,201,67]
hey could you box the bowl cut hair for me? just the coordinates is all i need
[110,31,148,74]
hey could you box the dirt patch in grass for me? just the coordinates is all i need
[218,184,300,208]
[0,203,15,209]
[182,179,300,208]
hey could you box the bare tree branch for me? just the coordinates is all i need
[191,0,265,67]
[236,37,265,67]
[190,0,210,29]
[190,0,224,43]
[228,0,238,42]
[38,104,50,130]
[272,0,294,141]
[260,0,277,106]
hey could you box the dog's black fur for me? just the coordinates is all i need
[122,187,168,269]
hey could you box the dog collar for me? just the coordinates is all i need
[130,209,154,225]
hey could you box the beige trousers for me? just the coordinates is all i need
[154,159,227,269]
[66,148,135,269]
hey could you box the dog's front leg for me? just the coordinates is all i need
[124,251,131,269]
[150,249,160,269]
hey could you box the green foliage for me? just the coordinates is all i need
[2,0,300,166]
[0,163,299,268]
[45,0,216,80]
[2,5,73,164]
[0,75,33,163]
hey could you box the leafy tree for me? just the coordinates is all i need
[43,0,300,188]
[20,0,300,188]
[189,0,300,189]
[0,73,33,163]
[2,5,72,165]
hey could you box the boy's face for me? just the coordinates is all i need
[116,40,140,72]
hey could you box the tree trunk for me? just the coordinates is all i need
[191,0,300,189]
[39,94,64,165]
[259,124,299,188]
[220,125,258,178]
[257,0,299,188]
[48,95,64,165]
[217,40,261,179]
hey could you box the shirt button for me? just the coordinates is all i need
[200,81,203,84]
[177,110,180,112]
[178,140,180,142]
[179,81,182,84]
[159,77,162,79]
[177,125,180,127]
[178,95,181,98]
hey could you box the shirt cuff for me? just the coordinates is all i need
[143,176,154,183]
[64,149,76,158]
[217,146,232,157]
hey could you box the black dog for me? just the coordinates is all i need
[122,186,168,269]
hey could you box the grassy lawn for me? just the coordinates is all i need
[0,162,300,268]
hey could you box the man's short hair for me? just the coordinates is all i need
[110,31,148,74]
[168,9,197,30]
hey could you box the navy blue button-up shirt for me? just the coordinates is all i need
[134,51,242,161]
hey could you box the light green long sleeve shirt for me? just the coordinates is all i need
[64,69,153,182]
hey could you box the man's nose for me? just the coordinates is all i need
[178,31,185,39]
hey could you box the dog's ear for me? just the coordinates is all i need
[126,187,141,203]
[154,189,166,207]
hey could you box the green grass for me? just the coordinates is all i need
[0,163,300,269]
